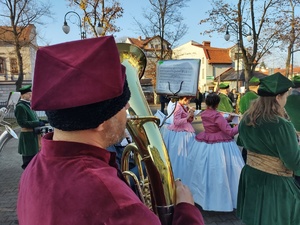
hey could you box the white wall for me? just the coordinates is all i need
[172,41,207,92]
[0,43,36,81]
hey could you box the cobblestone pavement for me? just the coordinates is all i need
[199,209,245,225]
[0,136,21,225]
[0,105,245,225]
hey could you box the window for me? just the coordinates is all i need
[235,53,242,60]
[0,58,4,74]
[10,58,18,74]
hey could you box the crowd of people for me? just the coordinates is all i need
[16,36,205,225]
[13,36,300,225]
[159,73,300,225]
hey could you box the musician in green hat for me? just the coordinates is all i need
[237,76,259,162]
[217,82,234,113]
[285,75,300,186]
[238,76,259,114]
[285,75,300,132]
[14,85,46,169]
[237,72,300,225]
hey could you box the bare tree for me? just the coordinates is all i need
[0,0,52,90]
[277,0,300,77]
[67,0,123,37]
[134,0,190,60]
[200,0,289,89]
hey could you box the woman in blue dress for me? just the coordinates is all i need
[187,93,245,211]
[161,96,195,184]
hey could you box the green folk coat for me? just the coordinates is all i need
[285,92,300,132]
[14,100,41,156]
[217,93,234,113]
[237,116,300,225]
[238,91,258,114]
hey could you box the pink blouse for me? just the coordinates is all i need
[168,103,195,133]
[196,108,238,143]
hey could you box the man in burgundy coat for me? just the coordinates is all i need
[17,36,204,225]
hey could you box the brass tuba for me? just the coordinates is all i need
[0,107,18,153]
[0,125,18,153]
[117,43,175,225]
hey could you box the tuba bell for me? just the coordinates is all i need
[117,43,175,225]
[0,125,18,153]
[0,106,18,153]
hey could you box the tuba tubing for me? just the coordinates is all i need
[0,125,18,153]
[0,106,19,153]
[117,43,175,225]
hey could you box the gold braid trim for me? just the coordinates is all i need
[21,128,33,132]
[247,150,293,177]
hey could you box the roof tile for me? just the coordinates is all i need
[0,24,35,42]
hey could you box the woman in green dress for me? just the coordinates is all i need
[237,72,300,225]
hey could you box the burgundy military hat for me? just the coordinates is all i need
[32,36,126,110]
[31,36,130,131]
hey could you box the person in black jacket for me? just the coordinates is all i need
[159,94,169,114]
[195,88,203,110]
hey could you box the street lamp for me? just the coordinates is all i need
[62,11,86,39]
[71,0,104,36]
[96,22,104,36]
[224,23,253,91]
[62,11,104,39]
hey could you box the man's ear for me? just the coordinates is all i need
[95,121,107,132]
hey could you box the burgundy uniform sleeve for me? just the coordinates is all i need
[172,203,204,225]
[106,203,161,225]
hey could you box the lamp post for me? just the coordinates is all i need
[62,11,86,39]
[71,0,104,36]
[224,23,253,91]
[291,48,300,77]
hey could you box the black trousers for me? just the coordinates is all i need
[295,176,300,186]
[21,155,35,170]
[161,102,168,115]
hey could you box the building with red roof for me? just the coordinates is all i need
[172,40,232,92]
[0,24,37,81]
[0,24,37,102]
